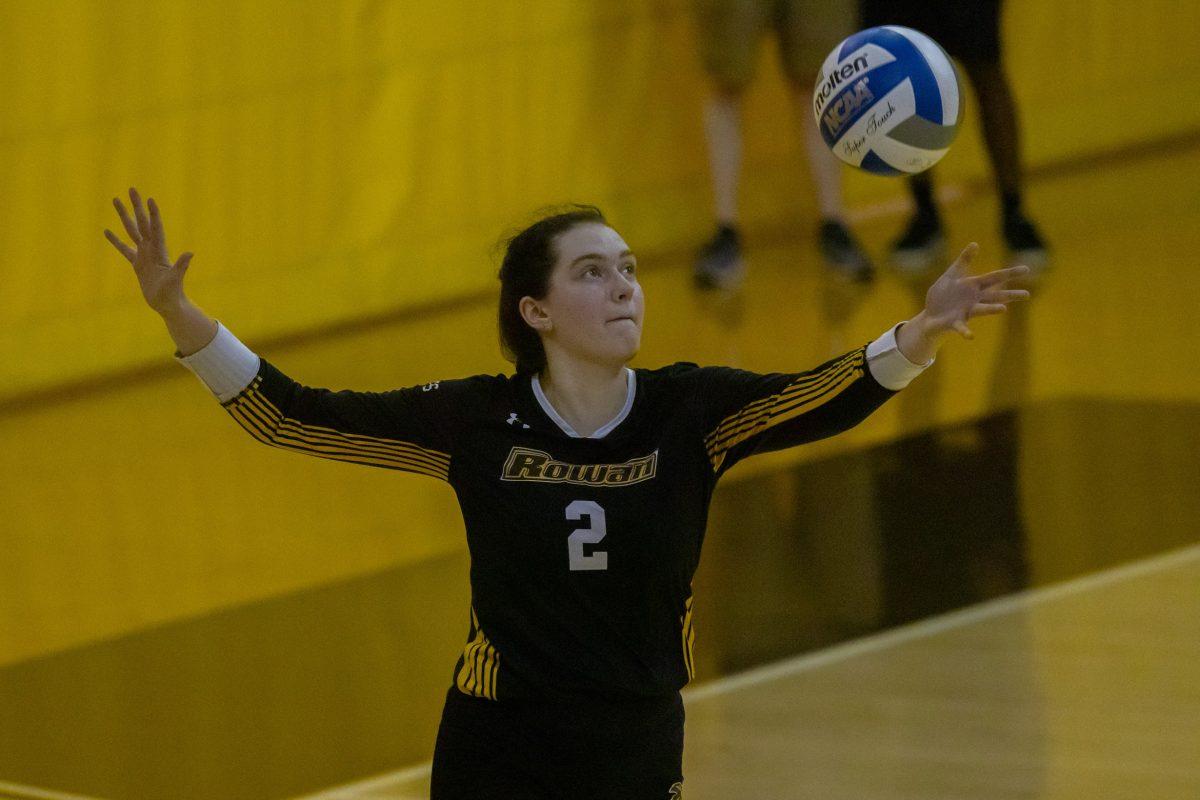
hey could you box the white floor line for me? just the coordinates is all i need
[289,542,1200,800]
[683,541,1200,704]
[288,762,433,800]
[0,781,108,800]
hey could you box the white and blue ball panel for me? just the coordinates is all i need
[814,26,962,175]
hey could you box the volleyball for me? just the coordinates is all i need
[813,26,962,176]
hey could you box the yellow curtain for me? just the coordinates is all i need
[1,0,1197,399]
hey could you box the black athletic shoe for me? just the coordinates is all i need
[694,225,744,289]
[891,211,946,275]
[1003,212,1049,271]
[818,220,874,283]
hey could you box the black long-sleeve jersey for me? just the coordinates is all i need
[219,345,896,700]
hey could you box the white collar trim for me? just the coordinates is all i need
[531,368,636,439]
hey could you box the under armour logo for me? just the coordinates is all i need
[668,782,684,800]
[506,412,530,429]
[422,381,440,392]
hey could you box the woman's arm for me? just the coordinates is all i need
[161,298,219,358]
[696,242,1031,476]
[103,188,463,481]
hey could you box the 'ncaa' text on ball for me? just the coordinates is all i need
[822,78,876,137]
[813,54,872,117]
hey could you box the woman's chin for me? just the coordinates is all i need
[613,335,641,362]
[593,341,639,367]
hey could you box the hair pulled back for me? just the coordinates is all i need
[497,205,607,375]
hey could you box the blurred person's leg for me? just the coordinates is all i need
[860,0,949,272]
[954,0,1047,267]
[866,0,1047,270]
[782,0,873,282]
[961,55,1048,268]
[891,171,949,274]
[694,0,769,288]
[704,88,743,231]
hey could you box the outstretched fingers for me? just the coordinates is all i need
[978,265,1031,288]
[148,197,169,256]
[129,188,152,241]
[948,242,979,275]
[971,303,1009,317]
[104,228,136,263]
[113,197,142,243]
[980,288,1031,304]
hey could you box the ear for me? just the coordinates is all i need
[518,295,552,332]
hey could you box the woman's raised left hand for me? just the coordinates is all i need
[894,243,1031,365]
[921,242,1030,340]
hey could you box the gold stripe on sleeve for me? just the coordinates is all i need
[705,350,865,472]
[709,350,860,442]
[224,377,451,481]
[704,351,859,453]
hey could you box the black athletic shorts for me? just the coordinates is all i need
[430,687,686,800]
[861,0,1003,63]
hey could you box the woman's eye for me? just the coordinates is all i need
[586,267,601,277]
[623,263,636,274]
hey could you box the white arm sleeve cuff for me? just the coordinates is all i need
[175,322,261,403]
[865,322,934,391]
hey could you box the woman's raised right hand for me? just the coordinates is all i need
[104,188,194,315]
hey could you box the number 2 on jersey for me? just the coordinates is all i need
[566,500,608,571]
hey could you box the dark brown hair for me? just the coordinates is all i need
[497,205,607,375]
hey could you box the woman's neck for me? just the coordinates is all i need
[537,359,629,438]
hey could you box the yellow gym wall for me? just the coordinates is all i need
[2,0,1199,669]
[1,0,1198,401]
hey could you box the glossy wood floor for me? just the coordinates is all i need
[1,141,1198,800]
[680,549,1200,800]
[315,549,1200,800]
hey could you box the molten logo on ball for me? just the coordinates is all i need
[812,53,871,118]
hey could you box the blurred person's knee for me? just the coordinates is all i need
[778,0,858,88]
[695,0,766,93]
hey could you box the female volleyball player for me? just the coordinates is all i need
[105,188,1028,799]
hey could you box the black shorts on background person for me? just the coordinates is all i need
[861,0,1049,273]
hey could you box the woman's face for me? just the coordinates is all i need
[522,222,645,370]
